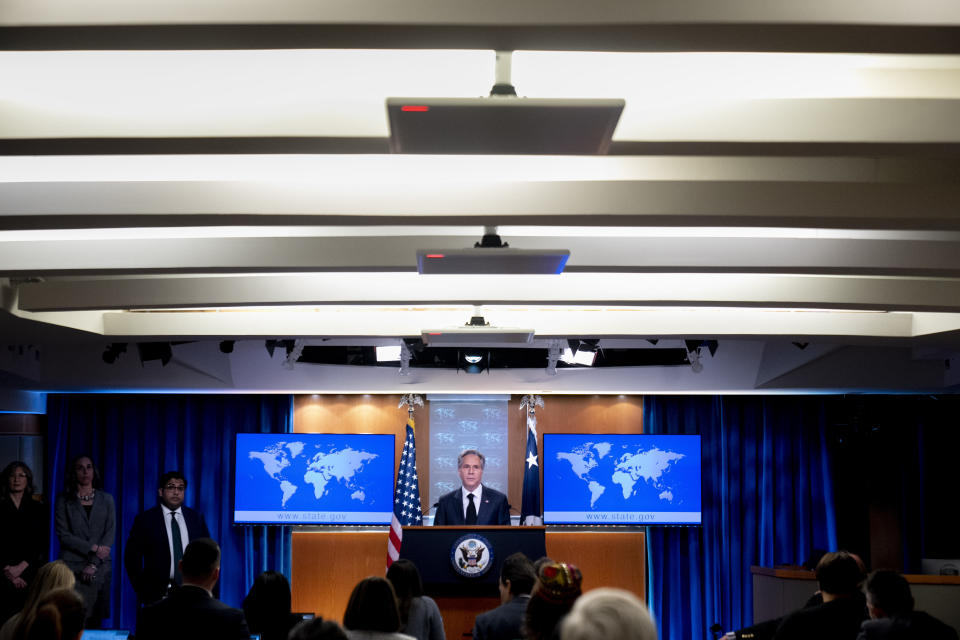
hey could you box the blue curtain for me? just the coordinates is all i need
[45,393,293,631]
[644,396,837,640]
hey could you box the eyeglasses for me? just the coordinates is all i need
[163,484,186,492]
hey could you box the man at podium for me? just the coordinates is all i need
[434,450,511,526]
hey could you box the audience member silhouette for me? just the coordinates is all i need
[23,588,85,640]
[136,537,250,640]
[561,587,657,640]
[0,560,76,640]
[243,570,303,640]
[0,462,48,628]
[342,576,415,640]
[773,551,868,640]
[523,562,582,640]
[289,617,350,640]
[386,560,445,640]
[857,570,958,640]
[473,552,536,640]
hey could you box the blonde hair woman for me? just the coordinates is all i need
[0,560,76,640]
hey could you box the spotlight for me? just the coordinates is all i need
[137,342,172,367]
[561,339,599,366]
[219,340,235,354]
[376,345,402,362]
[102,343,127,364]
[686,347,704,374]
[460,350,488,375]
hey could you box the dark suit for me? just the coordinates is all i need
[434,486,510,526]
[473,594,530,640]
[774,596,869,640]
[124,504,210,606]
[858,612,959,640]
[136,584,249,640]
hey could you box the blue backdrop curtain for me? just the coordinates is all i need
[45,393,293,631]
[644,396,837,640]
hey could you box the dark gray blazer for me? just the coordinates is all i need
[54,490,116,573]
[472,594,530,640]
[857,612,959,640]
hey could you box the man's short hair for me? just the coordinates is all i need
[500,552,536,596]
[815,551,864,596]
[181,538,220,580]
[158,470,187,490]
[288,617,349,640]
[561,588,657,640]
[458,449,485,469]
[864,570,914,616]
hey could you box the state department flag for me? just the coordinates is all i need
[387,417,423,567]
[521,411,543,525]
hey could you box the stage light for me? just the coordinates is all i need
[219,340,235,353]
[102,343,127,364]
[376,345,402,362]
[137,342,172,367]
[460,350,488,374]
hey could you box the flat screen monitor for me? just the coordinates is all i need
[542,433,701,525]
[234,433,395,525]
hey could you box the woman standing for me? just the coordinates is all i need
[0,462,48,628]
[54,455,115,629]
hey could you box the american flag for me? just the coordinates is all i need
[520,395,544,525]
[387,417,423,567]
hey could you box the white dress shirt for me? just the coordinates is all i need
[460,484,483,520]
[160,503,188,580]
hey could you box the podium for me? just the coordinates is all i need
[398,526,547,597]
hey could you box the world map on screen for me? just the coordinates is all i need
[543,434,701,524]
[234,433,394,524]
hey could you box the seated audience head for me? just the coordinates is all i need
[524,562,583,640]
[815,551,865,598]
[343,576,402,633]
[180,537,221,589]
[25,588,85,640]
[561,588,657,640]
[499,552,537,603]
[13,561,77,639]
[243,570,293,635]
[386,559,424,627]
[289,617,350,640]
[2,460,35,499]
[863,570,914,619]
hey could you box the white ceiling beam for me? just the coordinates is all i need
[16,272,960,312]
[9,235,960,276]
[4,180,960,229]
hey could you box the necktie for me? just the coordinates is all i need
[171,511,183,585]
[466,493,477,525]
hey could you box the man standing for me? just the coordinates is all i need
[858,570,958,640]
[473,552,536,640]
[434,450,510,526]
[136,537,249,640]
[124,471,211,607]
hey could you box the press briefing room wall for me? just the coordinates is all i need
[289,394,646,637]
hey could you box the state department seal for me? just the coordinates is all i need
[450,533,493,578]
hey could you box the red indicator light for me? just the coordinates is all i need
[428,332,443,336]
[425,254,445,259]
[401,105,430,112]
